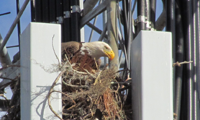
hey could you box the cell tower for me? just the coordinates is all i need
[0,0,200,120]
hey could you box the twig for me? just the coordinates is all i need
[47,71,65,120]
[62,80,89,88]
[52,34,61,68]
[94,58,99,70]
[93,71,102,85]
[173,61,193,67]
[53,90,76,110]
[64,54,87,75]
[83,69,96,78]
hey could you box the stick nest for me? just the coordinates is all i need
[0,59,131,120]
[61,63,127,120]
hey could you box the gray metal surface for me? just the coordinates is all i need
[155,10,166,31]
[80,0,110,27]
[83,0,99,16]
[0,34,11,67]
[131,31,173,120]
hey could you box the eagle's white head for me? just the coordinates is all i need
[81,41,115,60]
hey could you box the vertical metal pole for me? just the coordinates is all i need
[125,0,133,108]
[56,0,63,42]
[196,0,200,103]
[165,0,176,118]
[49,0,56,23]
[70,0,80,42]
[35,0,42,22]
[121,0,128,73]
[103,0,108,66]
[107,0,119,70]
[56,0,63,24]
[146,0,150,30]
[63,0,71,42]
[121,0,131,77]
[150,0,156,29]
[42,0,49,22]
[16,0,21,50]
[127,0,132,70]
[79,0,85,42]
[122,0,128,40]
[193,0,199,119]
[31,0,36,21]
[174,1,184,120]
[137,0,146,33]
[180,0,194,119]
[196,1,200,119]
[166,0,176,63]
[187,1,194,120]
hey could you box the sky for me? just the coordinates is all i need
[0,0,163,117]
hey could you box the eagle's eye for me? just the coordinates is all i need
[104,46,109,50]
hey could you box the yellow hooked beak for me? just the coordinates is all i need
[104,50,115,60]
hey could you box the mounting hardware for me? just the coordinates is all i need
[64,11,70,18]
[56,16,63,24]
[71,5,81,13]
[135,15,154,30]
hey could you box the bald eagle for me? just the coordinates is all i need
[62,41,115,73]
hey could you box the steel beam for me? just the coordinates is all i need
[155,10,166,31]
[0,34,11,67]
[83,0,99,16]
[80,0,110,27]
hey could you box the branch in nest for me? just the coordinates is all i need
[47,70,65,120]
[53,90,76,110]
[173,61,193,67]
[83,69,96,78]
[51,34,61,67]
[93,71,102,85]
[62,80,89,89]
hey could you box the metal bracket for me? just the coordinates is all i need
[64,11,70,18]
[146,21,152,30]
[71,5,81,13]
[135,15,146,23]
[135,15,154,30]
[56,16,63,24]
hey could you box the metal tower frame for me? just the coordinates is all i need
[0,0,200,120]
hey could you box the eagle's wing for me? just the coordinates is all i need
[61,41,82,62]
[61,41,108,74]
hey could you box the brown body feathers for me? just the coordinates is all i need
[62,41,101,73]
